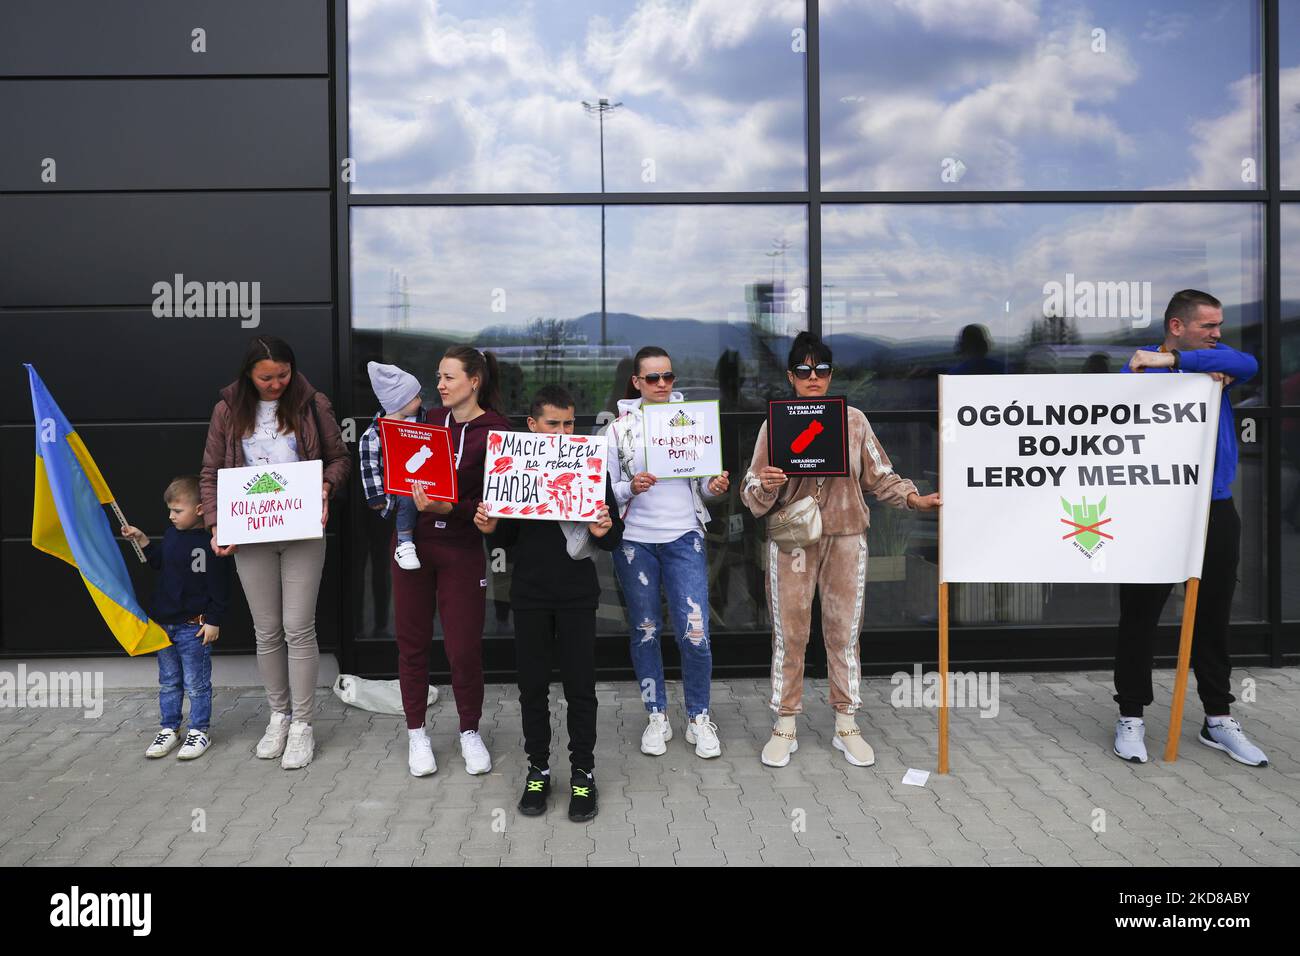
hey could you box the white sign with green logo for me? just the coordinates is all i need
[642,400,723,479]
[939,374,1221,584]
[215,459,324,546]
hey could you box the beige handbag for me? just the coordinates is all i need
[766,478,826,552]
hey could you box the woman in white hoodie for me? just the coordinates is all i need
[605,347,730,758]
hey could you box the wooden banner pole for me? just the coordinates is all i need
[938,581,950,774]
[108,500,147,564]
[1163,577,1200,762]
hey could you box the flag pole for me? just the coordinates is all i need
[1163,577,1200,762]
[937,377,949,774]
[108,500,147,564]
[938,581,950,774]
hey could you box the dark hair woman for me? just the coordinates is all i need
[604,346,730,759]
[740,331,941,769]
[393,345,510,778]
[200,335,351,770]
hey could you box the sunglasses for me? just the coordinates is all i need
[639,372,676,385]
[792,363,833,380]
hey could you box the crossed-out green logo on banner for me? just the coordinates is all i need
[1060,494,1112,554]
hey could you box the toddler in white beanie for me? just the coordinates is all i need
[361,361,425,570]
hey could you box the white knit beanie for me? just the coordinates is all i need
[367,361,422,415]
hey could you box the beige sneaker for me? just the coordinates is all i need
[831,713,875,767]
[255,711,292,759]
[281,721,315,770]
[760,716,798,767]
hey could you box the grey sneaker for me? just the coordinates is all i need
[1199,717,1268,767]
[1113,717,1148,763]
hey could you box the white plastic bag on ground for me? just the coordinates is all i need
[332,675,437,716]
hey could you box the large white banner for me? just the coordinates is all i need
[940,374,1221,584]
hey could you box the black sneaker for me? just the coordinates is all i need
[568,768,598,822]
[517,767,550,816]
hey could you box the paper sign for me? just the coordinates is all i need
[215,459,323,546]
[939,374,1221,584]
[901,768,931,788]
[378,418,458,502]
[641,400,723,478]
[768,398,849,476]
[482,430,608,521]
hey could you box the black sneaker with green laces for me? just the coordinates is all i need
[518,767,550,816]
[568,768,598,822]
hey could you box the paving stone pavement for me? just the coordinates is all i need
[2,668,1298,867]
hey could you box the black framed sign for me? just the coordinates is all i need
[767,397,849,476]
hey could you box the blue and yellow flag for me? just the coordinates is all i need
[26,364,170,656]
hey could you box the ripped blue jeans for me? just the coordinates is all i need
[613,531,712,717]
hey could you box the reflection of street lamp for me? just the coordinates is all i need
[582,97,623,347]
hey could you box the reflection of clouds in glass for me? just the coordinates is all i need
[1281,67,1300,188]
[351,206,601,331]
[606,205,807,323]
[821,0,1260,190]
[822,203,1262,345]
[348,0,805,193]
[351,204,807,334]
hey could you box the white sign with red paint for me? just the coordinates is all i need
[481,430,607,521]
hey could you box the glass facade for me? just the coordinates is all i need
[343,0,1297,670]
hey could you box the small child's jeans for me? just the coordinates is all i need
[395,495,419,543]
[158,622,213,732]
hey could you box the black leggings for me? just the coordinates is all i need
[1114,498,1241,718]
[514,608,598,772]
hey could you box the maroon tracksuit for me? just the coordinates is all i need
[392,406,511,730]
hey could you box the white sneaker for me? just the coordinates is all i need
[281,721,314,770]
[177,729,211,760]
[1114,716,1148,764]
[255,711,292,759]
[684,712,721,758]
[640,712,672,756]
[459,730,492,774]
[146,727,180,759]
[394,541,421,570]
[408,728,437,776]
[1199,717,1268,767]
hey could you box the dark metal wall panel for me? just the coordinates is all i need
[0,193,332,308]
[1,423,348,542]
[1,537,340,655]
[4,307,335,423]
[0,79,330,190]
[0,0,328,77]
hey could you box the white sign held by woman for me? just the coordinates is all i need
[641,400,723,478]
[215,459,323,546]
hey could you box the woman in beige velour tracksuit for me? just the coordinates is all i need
[741,332,941,768]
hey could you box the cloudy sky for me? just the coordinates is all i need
[348,0,1277,370]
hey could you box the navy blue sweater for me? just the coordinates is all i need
[142,527,232,626]
[1122,343,1258,500]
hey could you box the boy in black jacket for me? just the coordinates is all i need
[121,475,231,761]
[474,385,623,821]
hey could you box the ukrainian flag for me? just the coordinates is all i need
[26,365,170,656]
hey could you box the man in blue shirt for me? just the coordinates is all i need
[1113,290,1267,767]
